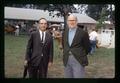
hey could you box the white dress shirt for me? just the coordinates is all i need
[89,31,98,41]
[39,30,46,56]
[39,30,46,43]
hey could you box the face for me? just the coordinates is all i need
[67,15,77,29]
[39,19,47,31]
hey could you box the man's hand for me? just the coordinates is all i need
[24,60,28,66]
[48,62,53,69]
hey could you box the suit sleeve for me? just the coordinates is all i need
[83,31,91,55]
[49,36,53,62]
[25,33,33,62]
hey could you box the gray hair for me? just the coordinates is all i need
[68,14,78,21]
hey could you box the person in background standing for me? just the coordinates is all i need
[15,24,20,36]
[89,28,98,55]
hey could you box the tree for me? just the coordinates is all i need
[85,4,115,23]
[85,4,108,20]
[75,4,88,14]
[96,7,107,29]
[108,4,115,24]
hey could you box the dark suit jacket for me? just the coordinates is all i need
[63,27,90,67]
[25,30,53,67]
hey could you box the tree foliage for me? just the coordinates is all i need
[85,4,114,21]
[85,4,108,21]
[96,7,107,29]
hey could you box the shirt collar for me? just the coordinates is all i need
[39,29,46,34]
[69,27,77,31]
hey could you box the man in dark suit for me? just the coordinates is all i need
[62,14,90,78]
[24,18,53,78]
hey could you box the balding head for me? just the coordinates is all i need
[67,14,78,29]
[68,14,78,21]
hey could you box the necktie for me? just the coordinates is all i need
[41,32,44,43]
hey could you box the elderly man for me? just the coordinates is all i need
[62,14,90,78]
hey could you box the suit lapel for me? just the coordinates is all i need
[44,32,49,44]
[66,28,70,47]
[37,30,42,42]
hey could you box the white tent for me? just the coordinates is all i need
[4,7,64,22]
[5,7,97,24]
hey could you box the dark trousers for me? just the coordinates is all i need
[90,40,96,54]
[28,57,48,78]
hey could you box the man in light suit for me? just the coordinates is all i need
[62,14,90,78]
[24,18,53,78]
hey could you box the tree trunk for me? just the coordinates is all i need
[63,14,68,31]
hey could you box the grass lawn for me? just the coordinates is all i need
[5,35,115,78]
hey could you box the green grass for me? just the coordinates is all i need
[5,35,29,78]
[86,48,115,78]
[5,35,115,78]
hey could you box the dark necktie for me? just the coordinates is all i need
[41,32,44,43]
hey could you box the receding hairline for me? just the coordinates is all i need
[39,18,47,23]
[67,14,77,21]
